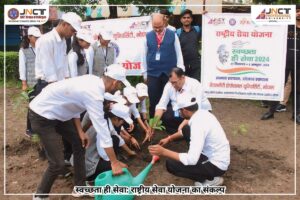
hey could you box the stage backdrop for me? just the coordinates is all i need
[82,16,151,76]
[201,13,287,101]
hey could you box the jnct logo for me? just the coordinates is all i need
[20,9,47,16]
[256,8,292,19]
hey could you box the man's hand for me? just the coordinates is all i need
[111,160,128,176]
[158,137,170,146]
[148,144,165,156]
[79,131,90,148]
[142,128,154,144]
[130,137,140,150]
[22,82,28,91]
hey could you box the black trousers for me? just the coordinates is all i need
[184,58,201,82]
[166,125,225,182]
[29,109,86,195]
[147,74,169,117]
[86,135,120,181]
[26,80,49,132]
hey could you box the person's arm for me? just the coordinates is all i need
[73,118,90,148]
[174,34,185,71]
[86,99,126,175]
[19,49,27,90]
[148,144,180,161]
[155,83,171,112]
[104,147,127,175]
[68,52,78,78]
[159,131,184,146]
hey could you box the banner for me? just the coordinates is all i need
[201,13,287,101]
[82,16,151,76]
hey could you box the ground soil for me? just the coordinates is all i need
[1,85,300,200]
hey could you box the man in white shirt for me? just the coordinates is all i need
[33,12,82,97]
[149,67,211,136]
[149,92,230,186]
[29,64,130,199]
[142,13,184,118]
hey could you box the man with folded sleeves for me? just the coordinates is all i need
[148,67,211,136]
[149,92,230,186]
[29,64,130,199]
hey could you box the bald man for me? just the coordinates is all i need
[142,13,184,117]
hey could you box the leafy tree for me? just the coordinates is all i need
[50,0,172,19]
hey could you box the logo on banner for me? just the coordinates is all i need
[8,8,19,20]
[251,5,295,25]
[5,5,49,25]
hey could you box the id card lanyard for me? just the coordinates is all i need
[155,29,166,61]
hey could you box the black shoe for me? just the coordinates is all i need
[275,104,286,112]
[261,112,274,120]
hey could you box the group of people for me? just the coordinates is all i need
[17,5,300,199]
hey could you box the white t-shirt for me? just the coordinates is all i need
[179,110,230,171]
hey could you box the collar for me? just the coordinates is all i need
[53,28,63,42]
[177,77,188,92]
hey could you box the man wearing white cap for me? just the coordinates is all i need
[33,12,82,97]
[19,26,42,138]
[149,92,230,187]
[29,64,130,199]
[92,30,117,77]
[68,29,94,77]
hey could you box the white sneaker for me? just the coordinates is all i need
[194,181,203,186]
[32,195,49,200]
[202,177,224,186]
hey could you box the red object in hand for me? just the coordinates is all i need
[151,155,160,164]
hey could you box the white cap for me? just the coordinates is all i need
[27,27,41,37]
[111,103,133,124]
[104,64,131,87]
[104,92,127,105]
[61,12,82,31]
[123,86,140,104]
[136,83,148,97]
[76,29,93,44]
[175,92,197,110]
[100,31,113,41]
